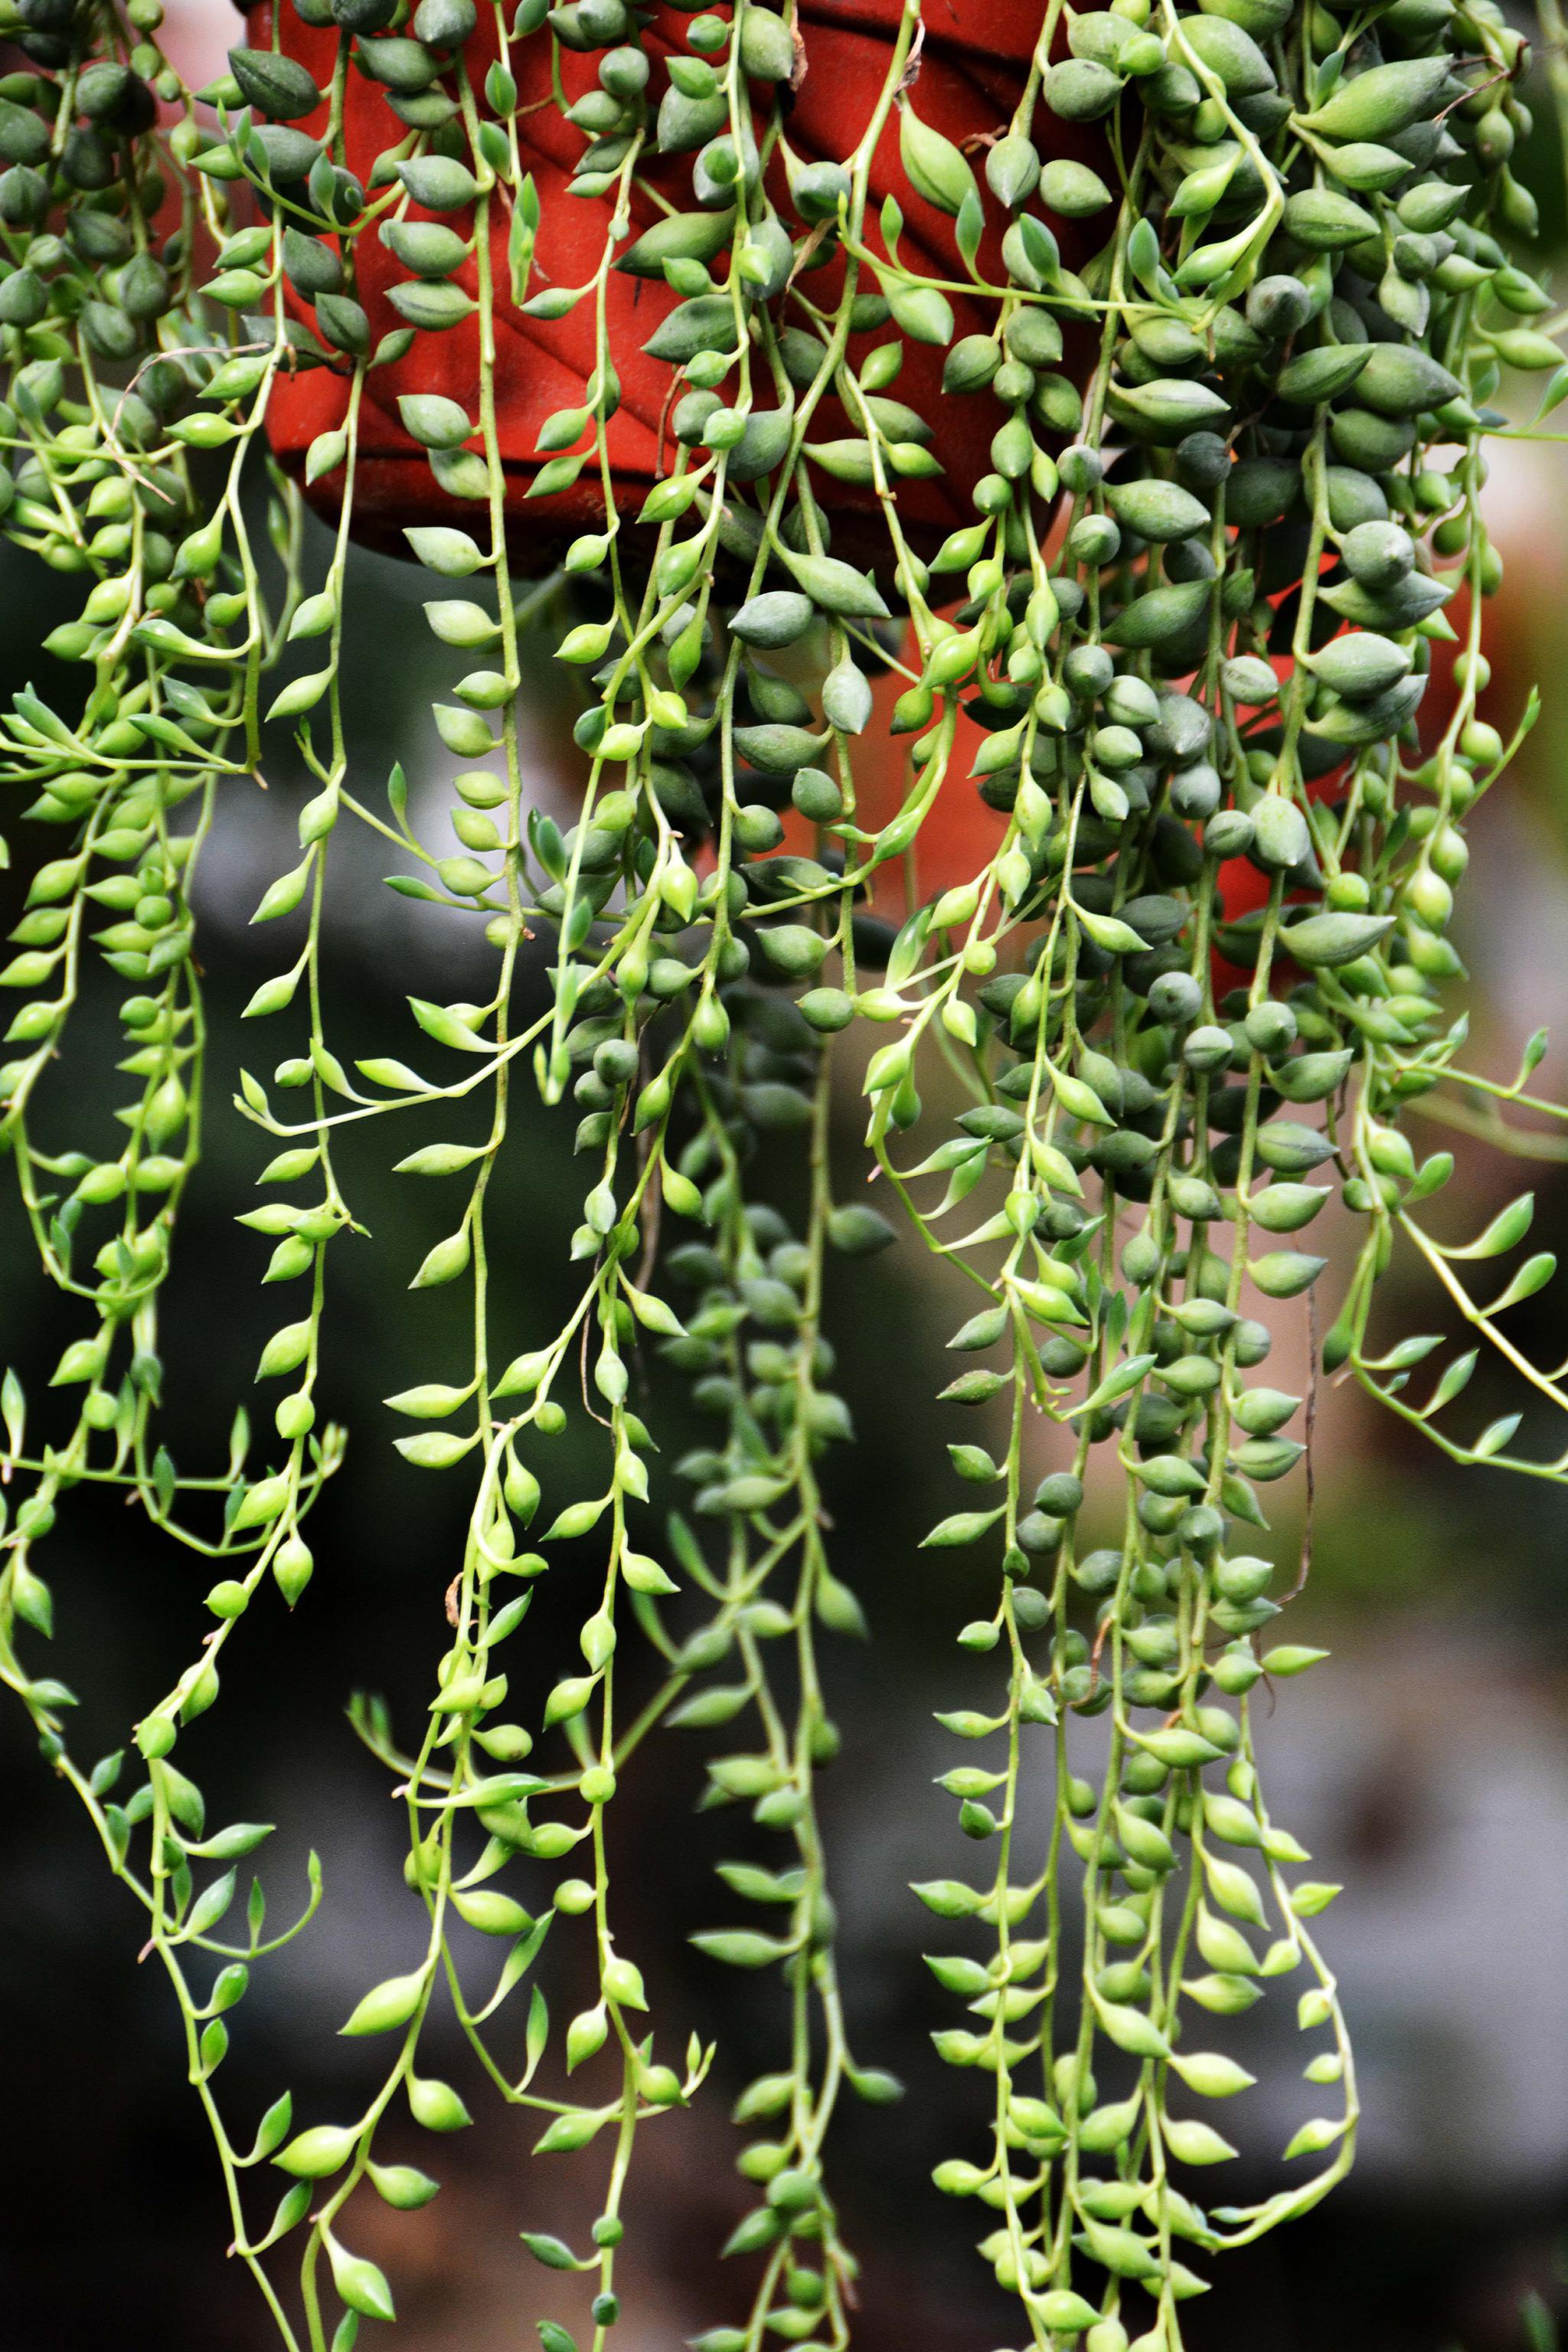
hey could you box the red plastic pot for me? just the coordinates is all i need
[247,0,1099,565]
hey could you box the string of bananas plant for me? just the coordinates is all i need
[1,0,1565,2338]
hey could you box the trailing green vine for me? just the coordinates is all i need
[1,0,1565,2340]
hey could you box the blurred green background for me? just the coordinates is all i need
[5,18,1568,2352]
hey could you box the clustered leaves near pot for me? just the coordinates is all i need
[2,0,1567,2341]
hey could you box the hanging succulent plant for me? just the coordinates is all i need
[1,0,1564,2342]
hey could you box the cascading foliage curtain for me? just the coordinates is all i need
[0,0,1564,2344]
